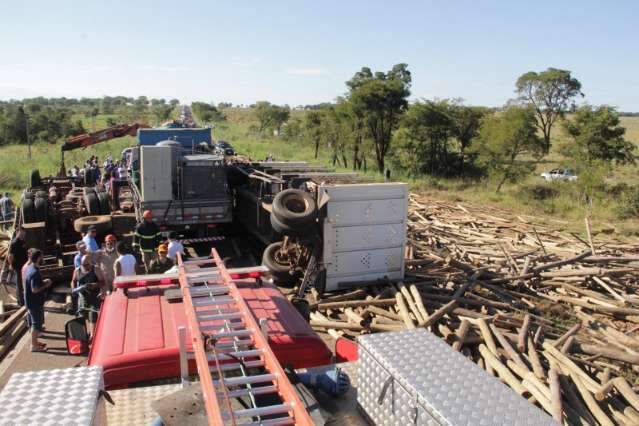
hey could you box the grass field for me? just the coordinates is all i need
[0,108,637,237]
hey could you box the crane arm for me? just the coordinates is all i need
[61,123,148,152]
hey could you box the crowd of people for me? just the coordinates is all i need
[67,155,127,191]
[7,209,185,352]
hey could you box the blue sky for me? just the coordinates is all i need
[1,1,638,110]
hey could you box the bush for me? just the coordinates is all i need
[520,183,560,201]
[616,187,639,219]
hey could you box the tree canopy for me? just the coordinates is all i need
[473,106,544,192]
[561,105,635,166]
[348,63,411,173]
[516,68,583,153]
[254,102,290,135]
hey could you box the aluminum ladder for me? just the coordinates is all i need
[177,249,313,426]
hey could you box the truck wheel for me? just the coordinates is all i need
[74,215,112,234]
[34,197,47,222]
[84,192,100,216]
[21,198,35,224]
[270,214,306,237]
[30,169,42,188]
[262,242,294,284]
[97,192,111,215]
[271,189,316,227]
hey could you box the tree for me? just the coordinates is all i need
[394,99,452,176]
[515,68,583,153]
[169,99,180,107]
[152,104,174,124]
[560,105,635,166]
[254,102,290,135]
[304,110,323,158]
[191,102,225,124]
[448,101,489,174]
[473,106,544,192]
[348,64,411,173]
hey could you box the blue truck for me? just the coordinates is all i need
[136,128,213,149]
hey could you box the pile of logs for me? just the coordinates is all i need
[0,302,26,362]
[308,195,639,425]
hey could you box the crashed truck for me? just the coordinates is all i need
[0,125,556,425]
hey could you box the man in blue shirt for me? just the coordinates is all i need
[82,226,99,253]
[24,249,52,352]
[74,240,87,268]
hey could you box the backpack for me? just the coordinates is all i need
[65,317,89,355]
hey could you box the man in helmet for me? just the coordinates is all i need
[133,210,160,272]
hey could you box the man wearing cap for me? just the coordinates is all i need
[97,234,118,292]
[133,210,160,272]
[148,244,174,274]
[83,226,99,253]
[24,249,53,351]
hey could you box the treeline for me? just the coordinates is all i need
[255,65,635,196]
[0,96,182,146]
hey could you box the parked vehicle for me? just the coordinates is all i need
[541,168,577,182]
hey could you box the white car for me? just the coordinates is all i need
[541,168,577,182]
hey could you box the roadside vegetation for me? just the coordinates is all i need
[0,65,638,236]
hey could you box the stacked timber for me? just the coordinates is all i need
[307,194,639,425]
[0,302,26,362]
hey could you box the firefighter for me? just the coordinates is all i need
[133,210,160,273]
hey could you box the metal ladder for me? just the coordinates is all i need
[177,249,313,426]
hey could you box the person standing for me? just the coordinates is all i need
[24,249,52,352]
[0,192,14,227]
[133,210,160,272]
[70,255,104,336]
[167,232,184,262]
[97,234,118,293]
[7,226,28,306]
[83,226,99,253]
[148,244,174,274]
[114,241,138,277]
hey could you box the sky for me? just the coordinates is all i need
[1,1,638,110]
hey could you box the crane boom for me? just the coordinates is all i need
[59,123,148,176]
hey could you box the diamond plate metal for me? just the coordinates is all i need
[357,329,556,426]
[0,366,104,426]
[107,383,182,426]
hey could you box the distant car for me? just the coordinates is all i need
[216,140,232,149]
[541,169,577,182]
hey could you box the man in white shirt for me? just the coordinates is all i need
[167,232,184,261]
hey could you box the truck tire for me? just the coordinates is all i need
[84,192,100,216]
[34,197,47,222]
[262,242,294,284]
[74,215,112,234]
[97,192,111,215]
[30,169,42,188]
[270,213,306,237]
[271,189,316,227]
[21,198,35,224]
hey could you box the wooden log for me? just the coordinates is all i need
[553,295,639,317]
[517,314,531,352]
[478,344,526,395]
[0,319,27,360]
[452,319,470,352]
[611,377,639,413]
[585,217,596,256]
[560,336,575,354]
[0,306,26,337]
[488,323,529,372]
[312,289,368,306]
[548,368,562,423]
[409,284,430,323]
[399,284,425,324]
[344,308,365,326]
[573,343,639,365]
[558,374,598,426]
[530,250,592,273]
[310,320,365,331]
[570,372,614,426]
[421,300,458,329]
[366,305,402,321]
[395,293,415,329]
[527,335,545,380]
[551,322,581,349]
[477,319,498,356]
[316,298,397,310]
[595,379,616,402]
[542,342,600,393]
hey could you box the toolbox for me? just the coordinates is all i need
[0,366,106,425]
[357,329,556,425]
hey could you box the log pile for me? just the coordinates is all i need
[307,194,639,425]
[0,302,26,362]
